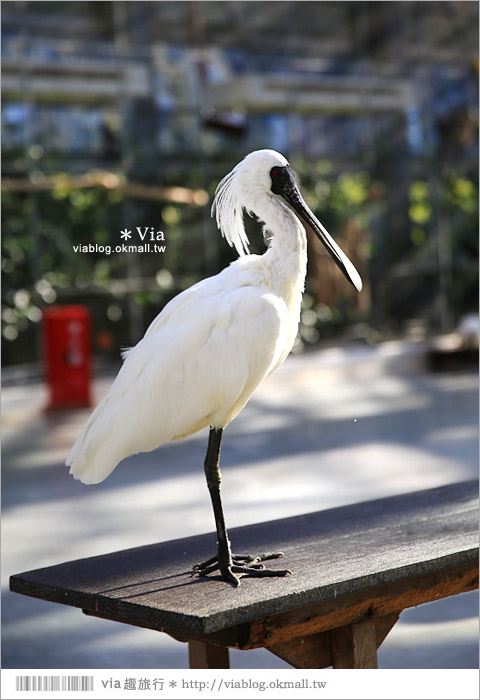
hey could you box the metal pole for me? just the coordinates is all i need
[113,1,144,346]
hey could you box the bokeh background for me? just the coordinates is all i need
[2,0,479,364]
[2,0,479,672]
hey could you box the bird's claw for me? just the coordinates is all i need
[191,551,290,586]
[192,551,284,570]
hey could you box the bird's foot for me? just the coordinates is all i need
[192,551,291,587]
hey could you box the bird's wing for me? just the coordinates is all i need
[67,265,287,485]
[120,275,217,360]
[145,277,216,337]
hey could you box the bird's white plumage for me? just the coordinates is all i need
[66,149,352,486]
[211,149,288,257]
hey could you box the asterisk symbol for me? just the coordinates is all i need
[169,681,177,688]
[120,229,132,240]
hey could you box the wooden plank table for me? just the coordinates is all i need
[10,480,478,669]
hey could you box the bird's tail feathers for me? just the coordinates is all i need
[66,396,122,485]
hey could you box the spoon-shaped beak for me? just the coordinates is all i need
[283,186,363,293]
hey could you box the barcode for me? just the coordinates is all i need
[15,676,94,692]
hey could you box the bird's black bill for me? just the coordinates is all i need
[274,170,363,292]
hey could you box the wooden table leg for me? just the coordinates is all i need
[267,612,400,669]
[331,619,378,668]
[188,640,230,669]
[268,633,332,668]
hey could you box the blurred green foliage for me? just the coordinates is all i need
[1,159,478,364]
[443,172,479,314]
[291,159,478,343]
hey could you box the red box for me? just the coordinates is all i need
[43,305,92,409]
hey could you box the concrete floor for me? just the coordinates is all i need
[2,340,478,669]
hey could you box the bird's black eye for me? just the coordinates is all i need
[270,164,296,197]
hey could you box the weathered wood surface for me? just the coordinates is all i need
[330,619,378,668]
[238,560,477,649]
[188,640,229,669]
[10,481,479,644]
[267,612,399,668]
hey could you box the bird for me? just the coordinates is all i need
[66,149,362,586]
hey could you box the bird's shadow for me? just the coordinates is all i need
[96,569,237,598]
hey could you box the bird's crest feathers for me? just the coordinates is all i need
[211,149,288,258]
[211,160,251,257]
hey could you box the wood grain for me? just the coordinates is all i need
[267,613,400,668]
[352,619,378,669]
[243,560,477,648]
[268,633,332,668]
[10,481,478,642]
[188,641,229,669]
[331,619,378,668]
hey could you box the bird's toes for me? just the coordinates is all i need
[191,552,289,584]
[221,567,241,587]
[231,555,260,566]
[191,558,242,586]
[230,553,256,562]
[256,551,285,562]
[190,562,218,577]
[192,554,218,570]
[243,567,292,578]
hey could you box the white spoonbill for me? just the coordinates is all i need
[66,149,362,586]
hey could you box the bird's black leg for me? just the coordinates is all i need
[192,427,291,586]
[200,426,236,585]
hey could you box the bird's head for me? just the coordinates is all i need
[212,149,362,292]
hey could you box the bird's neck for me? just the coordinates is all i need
[256,194,308,299]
